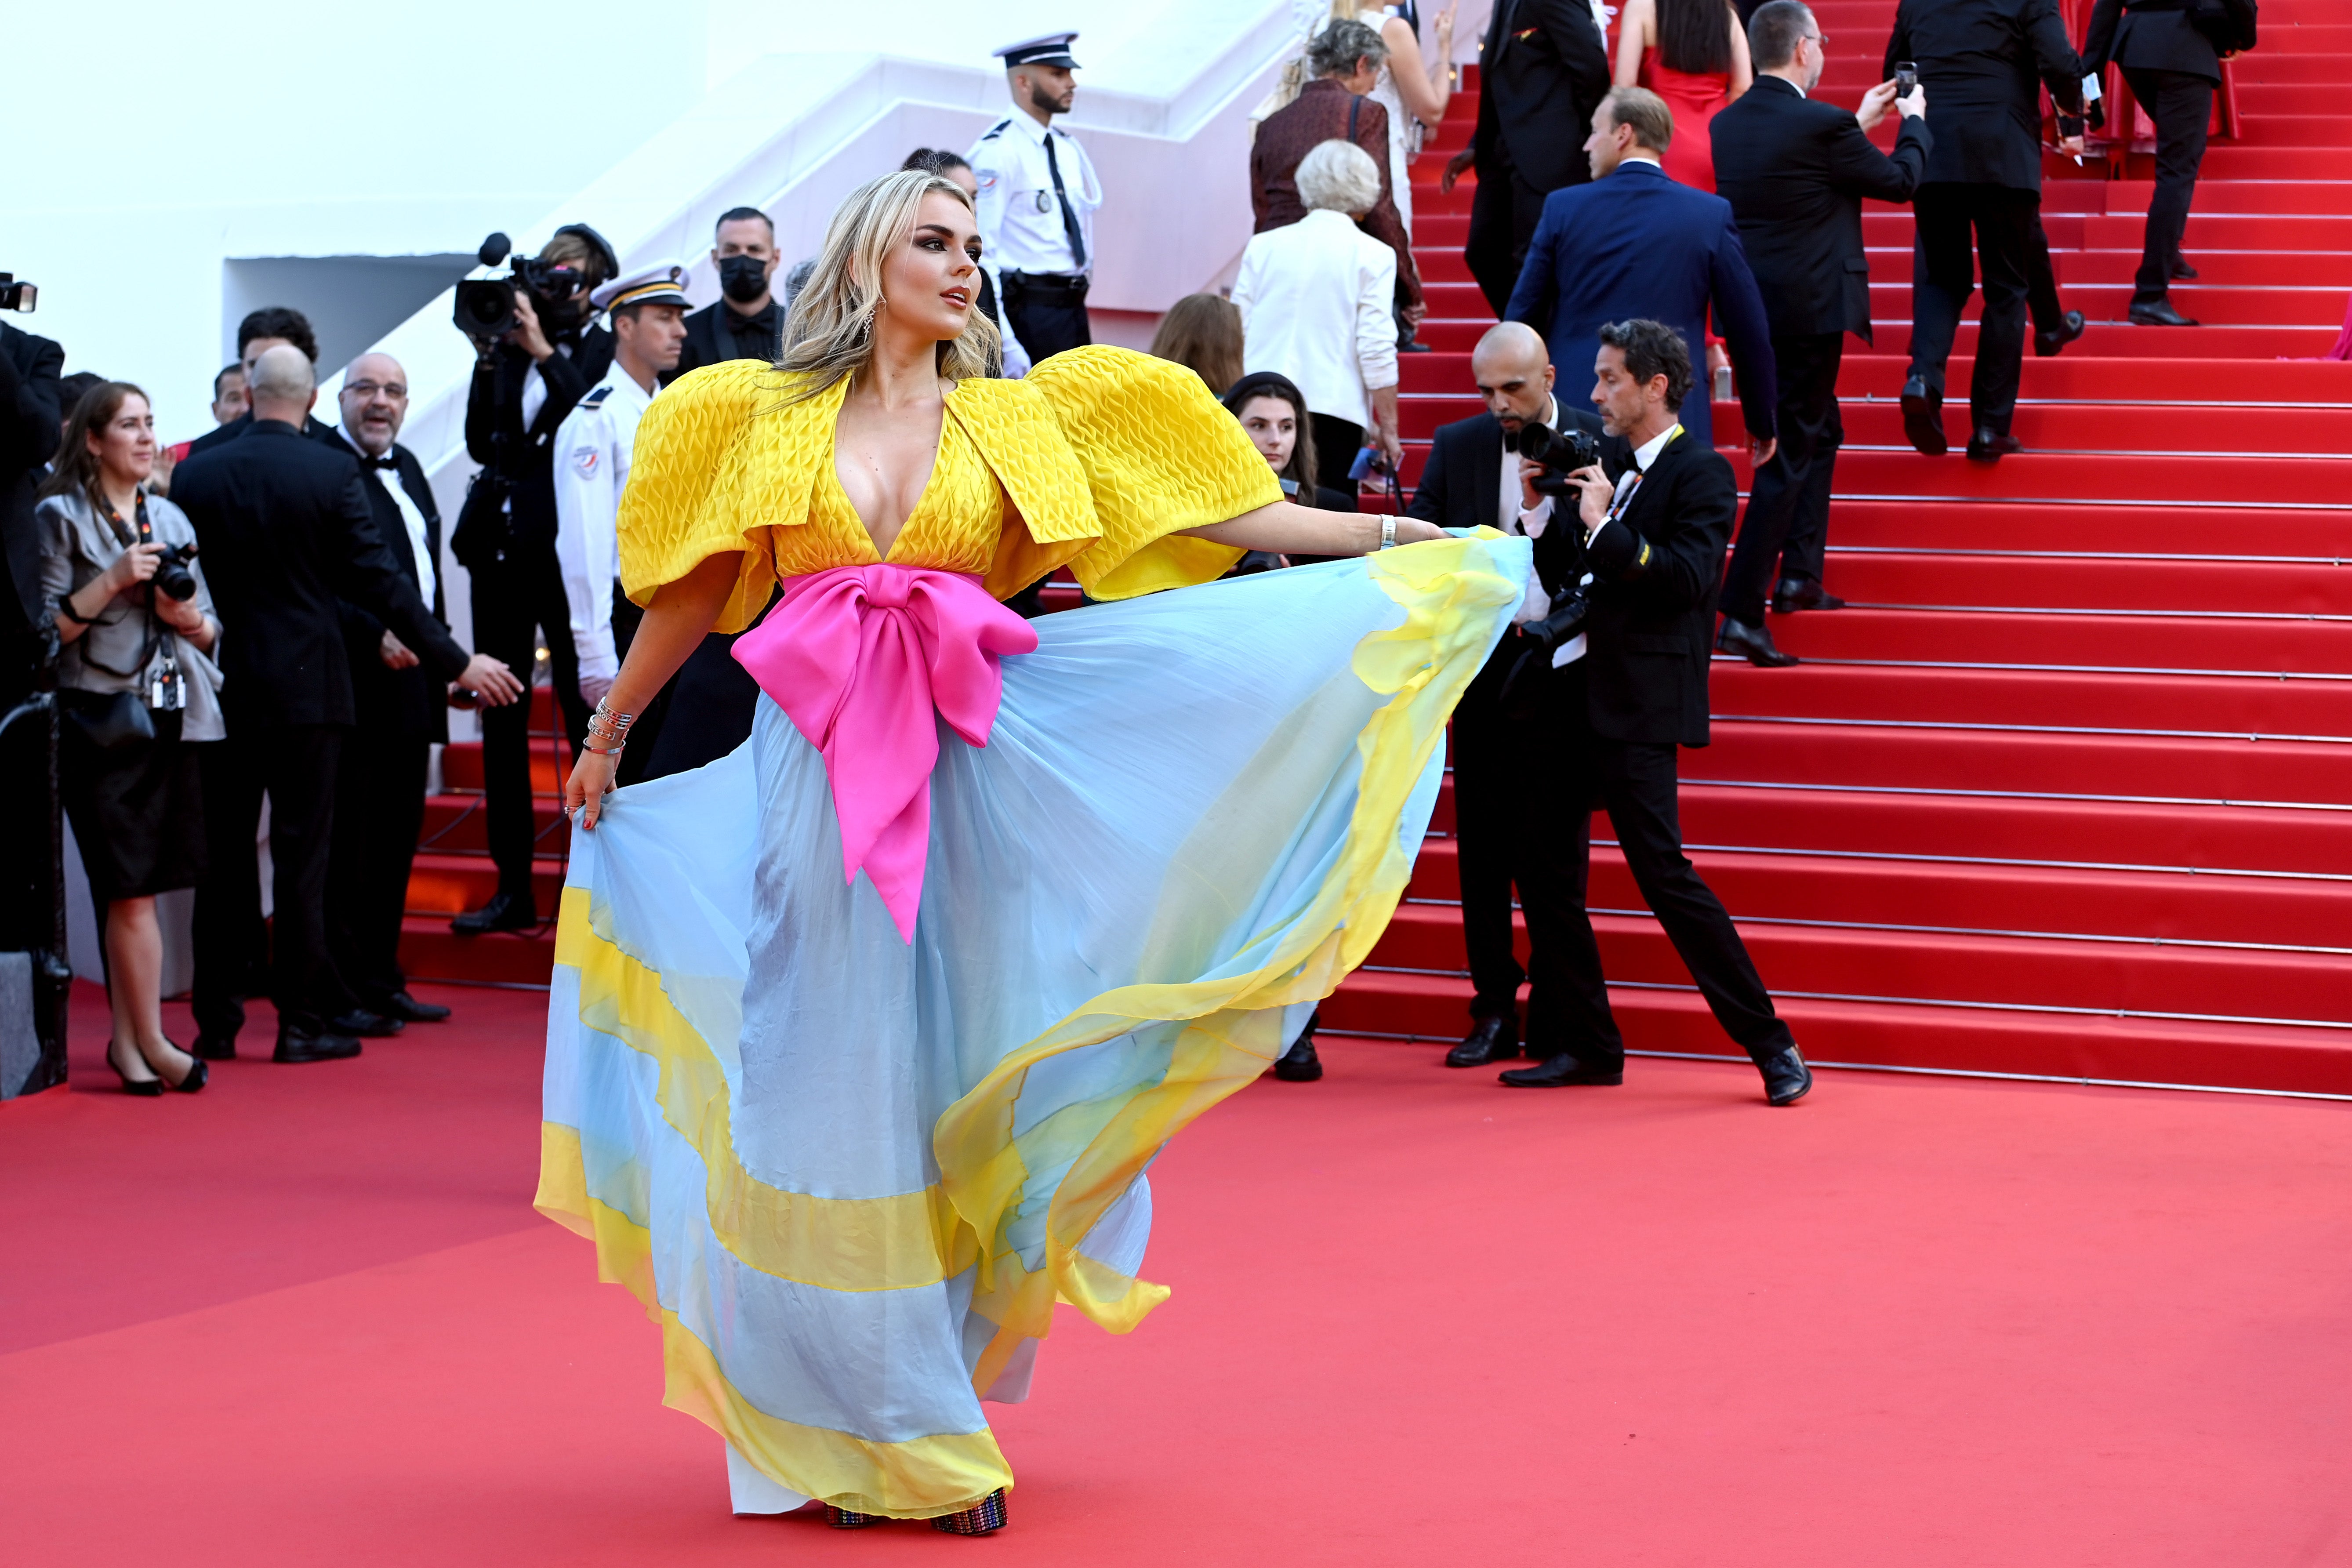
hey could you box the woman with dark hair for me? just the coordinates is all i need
[900,148,1025,375]
[1221,369,1357,514]
[36,382,223,1094]
[1150,294,1246,397]
[1612,0,1752,191]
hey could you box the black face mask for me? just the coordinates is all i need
[718,254,771,305]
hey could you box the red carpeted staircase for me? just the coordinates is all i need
[401,3,2352,1093]
[1316,0,2352,1093]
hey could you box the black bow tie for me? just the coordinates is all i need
[362,453,398,471]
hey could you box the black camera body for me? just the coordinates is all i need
[454,232,592,346]
[0,273,35,313]
[1511,420,1602,497]
[150,543,200,603]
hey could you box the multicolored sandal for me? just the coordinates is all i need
[826,1505,881,1529]
[929,1491,1009,1535]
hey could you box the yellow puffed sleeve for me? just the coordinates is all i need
[1022,346,1281,599]
[617,359,819,634]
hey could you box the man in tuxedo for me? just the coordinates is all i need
[1506,87,1779,457]
[2084,0,2247,327]
[1445,0,1611,316]
[173,348,522,1064]
[1,317,64,703]
[669,207,784,383]
[1406,323,1615,1069]
[324,354,460,1030]
[1887,0,2087,462]
[447,225,616,935]
[1495,320,1811,1105]
[1711,1,1931,667]
[183,307,337,457]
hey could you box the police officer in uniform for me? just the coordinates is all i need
[968,33,1102,364]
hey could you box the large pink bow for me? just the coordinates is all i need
[731,564,1038,942]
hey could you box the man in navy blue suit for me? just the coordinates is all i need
[1503,87,1778,461]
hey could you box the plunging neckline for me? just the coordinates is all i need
[829,385,960,564]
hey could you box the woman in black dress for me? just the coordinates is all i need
[36,383,223,1094]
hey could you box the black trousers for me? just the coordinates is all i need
[1465,138,1557,317]
[2026,211,2067,338]
[1722,330,1844,625]
[2123,68,2214,304]
[1001,275,1093,362]
[192,723,345,1041]
[1451,653,1576,1021]
[326,727,428,1011]
[470,544,589,903]
[1530,667,1794,1068]
[1909,183,2038,436]
[1310,414,1366,493]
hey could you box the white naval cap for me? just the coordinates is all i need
[995,31,1080,68]
[591,260,690,312]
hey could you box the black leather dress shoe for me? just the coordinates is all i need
[1899,376,1947,456]
[273,1032,363,1065]
[2128,298,2199,327]
[1759,1046,1813,1106]
[1445,1014,1520,1067]
[1966,428,2023,463]
[330,1009,405,1038]
[1273,1033,1324,1082]
[1717,616,1800,667]
[2033,308,2087,357]
[1498,1052,1623,1088]
[191,1033,238,1061]
[451,891,537,936]
[1771,577,1845,613]
[2169,256,2198,281]
[381,990,453,1024]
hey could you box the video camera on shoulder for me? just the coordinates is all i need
[0,273,35,312]
[1509,421,1601,497]
[454,232,590,347]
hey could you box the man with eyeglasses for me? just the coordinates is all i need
[324,352,465,1028]
[1709,0,1929,667]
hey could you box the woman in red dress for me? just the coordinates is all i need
[1612,0,1752,192]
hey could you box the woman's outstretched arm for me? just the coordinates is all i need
[564,550,745,830]
[1181,500,1448,556]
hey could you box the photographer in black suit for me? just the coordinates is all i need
[1887,0,2086,463]
[1406,323,1613,1069]
[325,354,460,1029]
[1712,0,1931,666]
[1496,320,1811,1105]
[1444,0,1612,316]
[2,316,65,702]
[173,348,522,1064]
[448,225,616,935]
[2084,0,2254,327]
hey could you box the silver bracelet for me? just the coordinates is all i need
[1379,516,1397,549]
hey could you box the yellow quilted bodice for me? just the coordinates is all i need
[617,346,1283,634]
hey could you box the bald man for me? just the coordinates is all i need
[171,347,521,1063]
[1403,322,1619,1070]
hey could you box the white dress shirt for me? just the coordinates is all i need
[551,364,655,687]
[967,111,1102,277]
[339,429,437,606]
[1232,209,1400,429]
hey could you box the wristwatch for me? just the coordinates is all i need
[1379,517,1397,549]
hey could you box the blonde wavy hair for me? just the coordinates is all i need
[777,169,1001,400]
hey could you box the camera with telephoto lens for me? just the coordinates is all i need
[1511,420,1602,497]
[150,542,200,603]
[0,273,35,312]
[453,232,591,346]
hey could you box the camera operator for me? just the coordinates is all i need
[1401,322,1615,1070]
[448,225,617,936]
[1495,319,1812,1107]
[36,382,220,1093]
[2,304,65,704]
[183,308,334,459]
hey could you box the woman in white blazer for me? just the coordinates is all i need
[1232,138,1402,493]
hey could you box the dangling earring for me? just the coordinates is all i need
[856,294,882,341]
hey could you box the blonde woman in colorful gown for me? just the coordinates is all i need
[539,169,1531,1534]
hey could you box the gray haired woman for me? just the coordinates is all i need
[36,381,224,1095]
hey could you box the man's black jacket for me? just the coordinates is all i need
[1712,77,1933,342]
[334,438,452,743]
[1884,0,2085,192]
[0,322,64,636]
[171,420,468,729]
[453,327,614,567]
[1474,0,1612,192]
[670,298,782,385]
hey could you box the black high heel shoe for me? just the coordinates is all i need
[162,1041,209,1094]
[930,1490,1008,1535]
[105,1038,164,1097]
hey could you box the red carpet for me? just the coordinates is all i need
[5,985,2349,1563]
